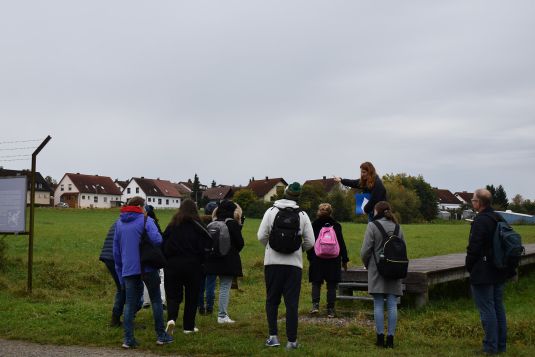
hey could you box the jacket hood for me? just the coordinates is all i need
[120,211,143,223]
[273,199,300,210]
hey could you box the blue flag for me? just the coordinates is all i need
[355,193,371,215]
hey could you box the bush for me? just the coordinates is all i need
[245,200,272,218]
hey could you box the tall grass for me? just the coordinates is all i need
[0,208,534,356]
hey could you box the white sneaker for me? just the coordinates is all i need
[183,327,199,334]
[217,315,235,324]
[165,320,175,336]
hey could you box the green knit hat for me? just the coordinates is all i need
[284,182,302,200]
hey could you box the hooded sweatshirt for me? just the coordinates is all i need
[257,199,315,269]
[113,206,163,285]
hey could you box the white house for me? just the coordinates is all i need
[246,177,287,202]
[122,177,182,209]
[0,168,53,206]
[54,173,123,208]
[435,188,463,211]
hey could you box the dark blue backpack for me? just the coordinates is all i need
[486,212,525,270]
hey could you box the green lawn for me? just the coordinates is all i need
[1,208,534,356]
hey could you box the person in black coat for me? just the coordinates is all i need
[99,221,126,327]
[307,203,349,318]
[465,189,514,354]
[162,199,212,334]
[334,161,387,222]
[204,199,244,324]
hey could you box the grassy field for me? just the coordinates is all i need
[1,208,535,356]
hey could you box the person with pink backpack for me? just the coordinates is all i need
[307,203,349,318]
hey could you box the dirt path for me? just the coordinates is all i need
[0,339,166,357]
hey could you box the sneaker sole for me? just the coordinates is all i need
[165,321,175,336]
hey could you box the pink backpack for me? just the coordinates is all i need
[314,224,340,259]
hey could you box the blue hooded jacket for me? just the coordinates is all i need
[113,207,162,285]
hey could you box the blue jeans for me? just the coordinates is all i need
[104,260,125,318]
[123,271,166,345]
[471,283,507,354]
[218,276,233,318]
[199,274,217,310]
[372,293,398,336]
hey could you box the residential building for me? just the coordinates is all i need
[54,173,123,208]
[246,176,287,202]
[435,188,463,211]
[454,191,474,205]
[0,168,52,206]
[303,176,343,193]
[122,177,182,209]
[202,185,234,202]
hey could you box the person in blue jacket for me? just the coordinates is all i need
[113,196,173,349]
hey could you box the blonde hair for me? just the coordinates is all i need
[317,203,333,218]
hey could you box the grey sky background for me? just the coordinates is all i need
[1,1,534,199]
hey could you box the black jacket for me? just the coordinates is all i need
[465,207,513,284]
[162,219,211,268]
[99,222,116,263]
[307,217,349,283]
[341,176,387,214]
[204,219,244,277]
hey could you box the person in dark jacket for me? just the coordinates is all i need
[113,196,173,348]
[204,199,245,324]
[307,203,349,318]
[142,205,166,309]
[162,199,211,335]
[466,189,514,354]
[198,201,218,315]
[334,161,387,222]
[99,221,126,327]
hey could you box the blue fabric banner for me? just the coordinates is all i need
[355,193,371,215]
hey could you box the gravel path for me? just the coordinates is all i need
[0,339,167,357]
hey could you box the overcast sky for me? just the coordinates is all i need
[1,1,534,199]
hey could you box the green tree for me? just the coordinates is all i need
[494,185,509,210]
[383,180,422,223]
[327,187,352,222]
[299,183,326,219]
[233,189,257,211]
[191,174,201,205]
[383,173,436,221]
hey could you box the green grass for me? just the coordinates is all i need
[1,208,535,356]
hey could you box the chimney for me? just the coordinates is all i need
[323,176,326,180]
[265,176,268,180]
[141,176,144,179]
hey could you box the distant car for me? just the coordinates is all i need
[55,202,69,208]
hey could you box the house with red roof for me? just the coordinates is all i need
[122,177,183,209]
[54,173,123,208]
[246,177,287,202]
[202,185,234,202]
[454,191,474,205]
[303,176,342,193]
[435,188,463,211]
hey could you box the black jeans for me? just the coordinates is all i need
[264,265,302,342]
[164,261,201,331]
[312,281,337,309]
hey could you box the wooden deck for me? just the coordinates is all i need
[340,243,535,307]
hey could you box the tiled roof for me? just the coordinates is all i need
[175,183,192,195]
[203,186,234,200]
[246,177,287,198]
[303,177,340,193]
[66,173,122,195]
[0,168,51,192]
[454,191,473,203]
[114,179,129,189]
[435,189,463,204]
[133,177,182,198]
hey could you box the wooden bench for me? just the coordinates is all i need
[340,243,535,307]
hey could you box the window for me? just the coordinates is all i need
[166,199,169,205]
[60,184,64,191]
[148,197,151,202]
[158,198,162,205]
[68,184,72,191]
[104,197,108,203]
[94,196,98,203]
[127,188,131,194]
[136,187,139,194]
[82,195,85,200]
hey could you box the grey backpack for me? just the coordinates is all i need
[206,219,233,257]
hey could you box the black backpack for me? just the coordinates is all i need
[268,207,302,254]
[485,212,525,271]
[372,221,409,279]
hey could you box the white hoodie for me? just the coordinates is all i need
[257,199,315,269]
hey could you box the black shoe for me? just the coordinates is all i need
[110,314,122,327]
[385,335,394,348]
[327,308,335,318]
[376,333,384,347]
[206,307,213,315]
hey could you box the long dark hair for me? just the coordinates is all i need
[168,199,200,227]
[374,201,397,224]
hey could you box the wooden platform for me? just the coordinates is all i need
[340,243,535,307]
